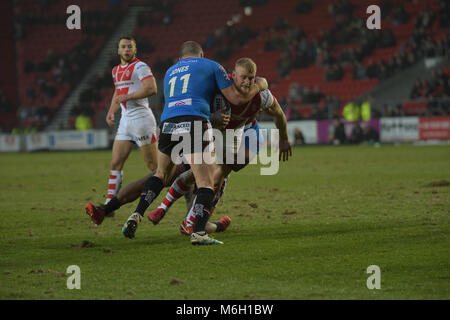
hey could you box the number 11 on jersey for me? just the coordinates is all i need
[168,73,191,97]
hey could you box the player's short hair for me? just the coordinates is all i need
[235,58,257,74]
[180,41,203,57]
[118,36,137,47]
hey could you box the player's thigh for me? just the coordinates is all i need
[212,164,228,191]
[155,151,175,184]
[111,140,134,169]
[140,142,158,171]
[187,161,215,189]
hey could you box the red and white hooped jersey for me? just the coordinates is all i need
[227,89,275,129]
[112,57,154,119]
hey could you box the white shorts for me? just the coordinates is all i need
[115,113,158,147]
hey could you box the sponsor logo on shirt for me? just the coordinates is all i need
[168,98,192,108]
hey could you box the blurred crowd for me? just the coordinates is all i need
[11,0,124,133]
[0,90,11,114]
[331,119,380,146]
[135,0,175,27]
[203,16,258,63]
[410,66,450,99]
[6,0,450,134]
[268,0,450,121]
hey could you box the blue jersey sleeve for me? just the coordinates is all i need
[212,62,233,90]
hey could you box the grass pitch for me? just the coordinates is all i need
[0,144,449,300]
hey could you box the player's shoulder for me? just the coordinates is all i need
[134,59,147,66]
[199,57,224,70]
[199,57,216,65]
[135,60,150,69]
[258,89,275,109]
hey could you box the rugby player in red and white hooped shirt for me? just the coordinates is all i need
[149,58,292,233]
[104,37,158,213]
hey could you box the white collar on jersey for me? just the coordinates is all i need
[120,57,138,68]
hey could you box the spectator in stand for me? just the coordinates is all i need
[278,96,288,112]
[288,82,303,102]
[75,112,93,131]
[353,61,367,80]
[415,5,436,30]
[324,64,343,81]
[293,127,305,145]
[380,29,396,48]
[332,118,346,145]
[325,95,341,119]
[342,100,360,122]
[310,86,324,104]
[366,59,379,78]
[0,91,10,113]
[363,125,379,144]
[328,0,354,19]
[438,0,450,28]
[410,66,450,101]
[277,51,293,77]
[265,32,288,51]
[301,87,313,104]
[391,4,409,26]
[349,122,364,144]
[338,48,355,65]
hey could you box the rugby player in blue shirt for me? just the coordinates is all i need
[121,41,267,245]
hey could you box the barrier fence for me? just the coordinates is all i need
[1,116,449,152]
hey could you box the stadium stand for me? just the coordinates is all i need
[7,0,450,132]
[12,0,129,132]
[0,1,17,132]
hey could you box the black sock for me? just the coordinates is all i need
[135,176,164,216]
[193,187,214,233]
[102,197,121,214]
[214,222,224,232]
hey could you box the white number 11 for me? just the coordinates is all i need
[168,73,191,97]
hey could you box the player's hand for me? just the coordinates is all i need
[220,112,231,129]
[210,110,230,129]
[279,139,292,162]
[255,77,268,91]
[106,112,115,127]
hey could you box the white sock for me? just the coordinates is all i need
[105,170,122,204]
[157,170,194,212]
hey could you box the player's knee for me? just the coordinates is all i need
[154,169,168,184]
[145,161,157,171]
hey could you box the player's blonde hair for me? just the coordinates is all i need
[180,41,203,58]
[235,58,257,74]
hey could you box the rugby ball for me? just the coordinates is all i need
[212,93,231,115]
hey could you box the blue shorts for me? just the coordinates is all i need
[242,122,264,155]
